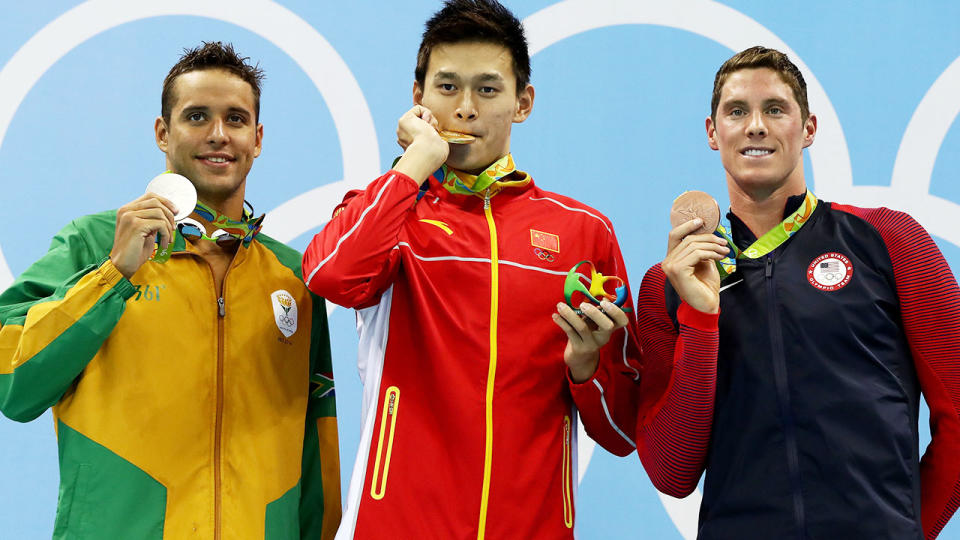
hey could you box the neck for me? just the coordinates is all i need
[728,182,806,238]
[198,189,245,222]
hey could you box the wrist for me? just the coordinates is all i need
[394,141,446,185]
[567,352,600,383]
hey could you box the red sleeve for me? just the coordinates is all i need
[302,170,421,308]
[635,264,718,498]
[835,204,960,539]
[568,225,643,457]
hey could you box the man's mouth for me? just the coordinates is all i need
[741,148,773,157]
[197,154,234,164]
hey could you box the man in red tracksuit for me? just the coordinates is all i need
[303,1,722,537]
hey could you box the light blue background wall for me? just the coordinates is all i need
[1,1,959,538]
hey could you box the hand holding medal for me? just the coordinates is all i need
[145,172,197,263]
[663,191,729,314]
[108,172,185,278]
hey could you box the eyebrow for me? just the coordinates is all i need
[721,97,791,109]
[432,71,460,82]
[474,73,504,84]
[180,105,252,117]
[431,71,505,84]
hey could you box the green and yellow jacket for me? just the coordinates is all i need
[0,211,340,539]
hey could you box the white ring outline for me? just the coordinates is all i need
[522,1,851,537]
[0,0,381,291]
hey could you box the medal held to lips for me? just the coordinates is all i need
[438,129,476,144]
[670,190,721,235]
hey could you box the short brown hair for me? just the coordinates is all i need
[161,41,265,123]
[711,46,809,122]
[415,0,531,92]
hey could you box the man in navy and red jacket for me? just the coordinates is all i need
[636,46,960,539]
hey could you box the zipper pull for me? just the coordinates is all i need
[765,256,774,278]
[483,189,491,210]
[218,296,225,317]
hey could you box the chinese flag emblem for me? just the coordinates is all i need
[530,229,560,253]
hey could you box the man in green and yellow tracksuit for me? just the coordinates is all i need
[0,42,341,539]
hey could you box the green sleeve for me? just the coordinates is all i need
[0,215,134,422]
[299,292,341,539]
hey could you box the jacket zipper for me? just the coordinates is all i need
[765,256,807,537]
[215,293,225,540]
[370,386,400,500]
[477,190,499,540]
[209,257,236,540]
[562,416,573,529]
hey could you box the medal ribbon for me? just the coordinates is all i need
[436,153,530,197]
[715,190,818,277]
[191,200,264,246]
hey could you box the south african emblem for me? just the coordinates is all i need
[271,290,298,337]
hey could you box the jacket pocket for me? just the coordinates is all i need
[562,415,573,529]
[370,386,400,500]
[53,462,92,539]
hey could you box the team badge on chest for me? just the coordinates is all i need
[271,290,298,337]
[530,229,559,262]
[807,252,853,291]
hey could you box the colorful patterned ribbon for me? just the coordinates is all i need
[191,200,264,246]
[715,190,818,278]
[435,153,530,197]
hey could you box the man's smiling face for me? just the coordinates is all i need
[156,68,263,205]
[706,67,816,199]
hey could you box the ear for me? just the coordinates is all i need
[802,113,817,149]
[513,83,535,123]
[155,116,169,152]
[706,116,719,151]
[413,81,423,106]
[254,123,264,158]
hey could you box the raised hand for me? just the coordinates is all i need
[109,193,178,278]
[661,218,729,314]
[393,105,449,184]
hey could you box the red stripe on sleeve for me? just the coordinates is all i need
[635,265,717,498]
[834,203,960,539]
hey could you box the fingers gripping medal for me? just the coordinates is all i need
[564,260,632,315]
[144,172,197,263]
[670,190,721,235]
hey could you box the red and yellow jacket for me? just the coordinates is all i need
[0,211,341,539]
[303,169,716,539]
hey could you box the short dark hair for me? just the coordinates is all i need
[711,46,809,123]
[161,41,265,123]
[415,0,531,91]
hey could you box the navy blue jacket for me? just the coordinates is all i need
[638,195,960,539]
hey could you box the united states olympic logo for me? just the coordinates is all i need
[807,252,854,291]
[0,2,958,539]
